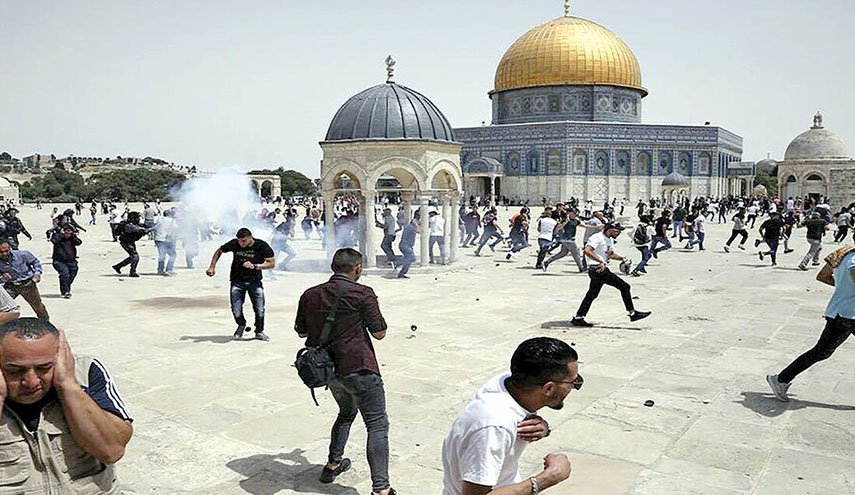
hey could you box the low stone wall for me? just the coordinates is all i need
[829,168,855,207]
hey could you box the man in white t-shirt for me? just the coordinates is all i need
[535,211,558,269]
[442,337,578,495]
[571,223,651,327]
[429,211,446,264]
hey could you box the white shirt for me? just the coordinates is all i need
[442,373,531,495]
[154,216,177,242]
[537,217,557,241]
[747,205,758,216]
[694,215,705,233]
[430,214,445,237]
[769,203,778,213]
[585,232,613,266]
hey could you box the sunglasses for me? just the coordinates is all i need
[553,374,584,391]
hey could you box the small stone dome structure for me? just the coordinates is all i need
[325,82,455,143]
[320,56,463,268]
[784,114,849,161]
[661,172,689,187]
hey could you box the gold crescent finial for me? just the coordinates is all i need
[564,0,570,16]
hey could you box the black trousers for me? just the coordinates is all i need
[779,316,855,383]
[575,266,634,317]
[726,229,748,246]
[116,242,140,274]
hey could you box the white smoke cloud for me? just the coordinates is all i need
[171,170,266,237]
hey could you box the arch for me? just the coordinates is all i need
[260,180,274,198]
[546,148,561,174]
[462,152,476,166]
[428,159,463,192]
[805,173,825,181]
[368,156,428,191]
[321,159,368,191]
[785,175,797,183]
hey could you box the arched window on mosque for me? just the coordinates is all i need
[616,151,629,173]
[528,153,539,174]
[806,174,824,181]
[699,152,711,174]
[786,175,797,183]
[508,152,520,174]
[547,149,561,174]
[595,151,608,172]
[637,152,651,174]
[573,150,587,174]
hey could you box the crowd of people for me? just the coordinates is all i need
[0,189,852,495]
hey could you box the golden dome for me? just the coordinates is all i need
[493,16,646,95]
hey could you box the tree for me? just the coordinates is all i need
[754,171,778,197]
[20,168,186,202]
[248,167,317,197]
[0,152,11,161]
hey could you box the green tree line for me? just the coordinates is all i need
[20,168,187,202]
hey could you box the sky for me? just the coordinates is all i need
[2,0,853,178]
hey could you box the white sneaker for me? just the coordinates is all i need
[766,374,791,402]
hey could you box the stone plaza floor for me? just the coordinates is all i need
[14,205,855,494]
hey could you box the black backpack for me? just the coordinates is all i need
[294,284,348,406]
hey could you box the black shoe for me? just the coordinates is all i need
[754,239,761,248]
[254,332,270,342]
[651,250,658,259]
[233,325,247,340]
[128,273,140,278]
[112,265,121,274]
[630,310,651,322]
[784,249,794,254]
[570,317,593,327]
[758,252,764,261]
[319,458,351,484]
[62,293,71,299]
[638,267,647,274]
[723,246,730,253]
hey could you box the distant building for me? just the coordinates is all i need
[21,154,55,172]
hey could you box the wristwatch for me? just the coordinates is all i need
[530,477,539,495]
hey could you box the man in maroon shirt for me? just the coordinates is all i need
[294,248,396,495]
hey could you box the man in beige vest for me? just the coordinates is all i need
[0,318,133,493]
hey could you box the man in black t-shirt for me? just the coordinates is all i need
[797,213,830,270]
[757,213,785,266]
[206,228,275,341]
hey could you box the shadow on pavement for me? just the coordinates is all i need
[134,295,223,309]
[180,335,244,344]
[227,449,359,495]
[738,391,855,418]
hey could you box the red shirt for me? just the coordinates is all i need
[294,274,387,376]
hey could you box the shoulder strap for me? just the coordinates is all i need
[319,282,349,347]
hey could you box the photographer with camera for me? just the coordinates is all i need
[111,211,150,278]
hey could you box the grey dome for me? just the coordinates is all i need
[784,116,849,161]
[325,83,455,143]
[755,158,778,175]
[661,172,689,187]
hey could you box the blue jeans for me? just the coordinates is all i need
[429,235,445,263]
[155,240,176,274]
[650,236,671,254]
[328,372,390,492]
[762,238,779,264]
[690,232,706,249]
[380,234,398,265]
[398,244,416,276]
[230,280,265,333]
[510,233,528,253]
[634,245,652,272]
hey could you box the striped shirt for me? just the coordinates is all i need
[0,286,19,313]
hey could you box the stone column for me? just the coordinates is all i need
[449,192,460,264]
[362,190,377,268]
[419,195,430,267]
[441,194,451,265]
[489,176,496,207]
[401,190,414,223]
[323,192,336,260]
